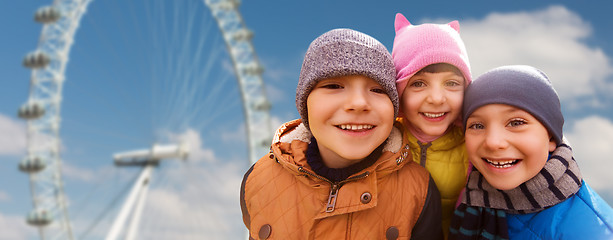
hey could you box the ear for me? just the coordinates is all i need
[548,139,557,152]
[448,20,460,33]
[395,13,411,32]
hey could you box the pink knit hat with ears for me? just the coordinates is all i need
[392,13,472,99]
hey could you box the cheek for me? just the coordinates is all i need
[400,93,419,113]
[448,92,464,110]
[525,140,550,170]
[378,98,395,115]
[378,101,395,129]
[306,99,315,121]
[306,96,324,125]
[464,135,481,160]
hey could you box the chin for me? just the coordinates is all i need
[423,125,450,136]
[493,184,518,191]
[487,179,521,191]
[340,152,371,161]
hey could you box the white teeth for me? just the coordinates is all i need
[484,158,519,169]
[339,124,374,130]
[423,112,445,118]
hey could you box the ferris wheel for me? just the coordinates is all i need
[18,0,272,239]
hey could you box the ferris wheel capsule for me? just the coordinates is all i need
[239,62,263,75]
[18,102,45,120]
[23,51,51,69]
[26,209,53,227]
[34,6,62,24]
[232,29,253,41]
[19,155,46,173]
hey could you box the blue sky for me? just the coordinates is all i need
[1,1,612,239]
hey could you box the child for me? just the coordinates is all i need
[392,13,472,234]
[450,65,613,239]
[240,28,443,240]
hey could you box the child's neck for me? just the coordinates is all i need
[307,137,382,183]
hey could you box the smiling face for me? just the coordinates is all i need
[465,104,557,190]
[400,64,465,138]
[307,75,394,168]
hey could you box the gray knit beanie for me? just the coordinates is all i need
[296,28,398,130]
[463,65,564,145]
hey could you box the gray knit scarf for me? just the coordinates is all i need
[449,142,582,240]
[462,141,582,214]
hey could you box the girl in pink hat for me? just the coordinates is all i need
[392,13,472,237]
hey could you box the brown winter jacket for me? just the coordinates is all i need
[240,120,443,239]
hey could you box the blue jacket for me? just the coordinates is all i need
[507,181,613,240]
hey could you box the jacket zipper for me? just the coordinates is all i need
[417,141,432,167]
[297,167,370,213]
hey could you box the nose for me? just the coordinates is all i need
[426,87,446,104]
[345,89,370,112]
[484,127,509,150]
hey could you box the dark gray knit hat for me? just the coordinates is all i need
[296,28,398,130]
[462,65,564,145]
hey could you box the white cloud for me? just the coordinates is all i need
[565,115,613,203]
[461,5,613,106]
[165,128,216,162]
[0,213,36,240]
[0,114,27,156]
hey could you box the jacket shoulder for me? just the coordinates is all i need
[507,182,613,239]
[398,161,431,182]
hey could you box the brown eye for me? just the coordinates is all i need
[371,88,386,94]
[445,80,461,87]
[320,83,342,89]
[410,81,425,88]
[507,119,527,127]
[468,123,484,130]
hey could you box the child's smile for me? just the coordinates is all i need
[482,158,520,169]
[334,123,378,138]
[421,112,449,122]
[336,124,375,131]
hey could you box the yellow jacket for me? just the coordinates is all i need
[241,120,442,239]
[404,124,469,236]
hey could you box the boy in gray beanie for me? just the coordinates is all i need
[241,28,443,239]
[450,65,613,240]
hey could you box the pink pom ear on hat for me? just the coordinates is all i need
[394,12,411,32]
[447,20,460,32]
[392,13,472,99]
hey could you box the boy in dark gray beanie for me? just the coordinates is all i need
[241,28,443,239]
[450,65,613,240]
